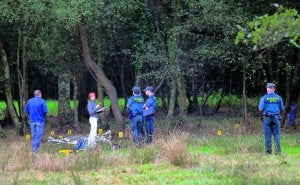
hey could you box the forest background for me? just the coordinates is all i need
[0,0,300,136]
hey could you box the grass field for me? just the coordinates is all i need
[0,117,299,185]
[0,93,259,116]
[0,98,127,116]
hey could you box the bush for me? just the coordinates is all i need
[158,132,190,166]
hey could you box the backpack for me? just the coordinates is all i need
[73,137,86,152]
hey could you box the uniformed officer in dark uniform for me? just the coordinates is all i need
[143,86,156,144]
[127,86,144,146]
[258,83,284,155]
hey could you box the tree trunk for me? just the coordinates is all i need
[160,88,168,114]
[0,40,22,133]
[16,29,28,135]
[97,82,105,107]
[214,89,224,114]
[282,76,291,125]
[78,22,123,134]
[96,33,108,124]
[177,76,187,118]
[0,125,6,138]
[120,59,128,111]
[167,79,177,118]
[192,77,199,112]
[72,77,80,131]
[65,57,80,130]
[242,72,249,127]
[58,72,72,126]
[78,70,88,119]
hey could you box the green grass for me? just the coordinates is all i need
[1,117,300,185]
[0,98,126,116]
[0,92,259,116]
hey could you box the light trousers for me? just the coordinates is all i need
[88,117,98,148]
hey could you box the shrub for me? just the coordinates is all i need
[159,132,190,166]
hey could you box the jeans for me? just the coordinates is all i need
[30,122,45,152]
[144,114,155,143]
[130,114,143,146]
[88,117,98,148]
[262,116,281,154]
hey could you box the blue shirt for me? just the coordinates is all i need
[127,94,144,115]
[25,97,48,123]
[258,92,284,115]
[143,94,156,116]
[87,100,100,118]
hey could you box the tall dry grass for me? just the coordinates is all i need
[154,131,190,166]
[128,145,158,164]
[0,138,31,172]
[31,152,71,171]
[0,126,299,185]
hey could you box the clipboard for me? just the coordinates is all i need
[97,107,108,113]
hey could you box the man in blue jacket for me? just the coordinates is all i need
[127,86,144,146]
[258,83,284,155]
[143,86,156,144]
[25,90,48,152]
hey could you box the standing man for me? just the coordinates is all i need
[143,86,156,144]
[127,86,144,147]
[258,83,284,155]
[25,90,48,152]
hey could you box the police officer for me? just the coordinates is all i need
[143,86,156,144]
[258,83,284,155]
[127,86,144,146]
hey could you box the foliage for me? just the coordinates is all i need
[235,5,300,50]
[1,0,300,124]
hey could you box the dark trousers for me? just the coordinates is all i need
[130,115,143,145]
[262,116,281,154]
[144,114,155,143]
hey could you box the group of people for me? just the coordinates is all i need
[25,82,284,154]
[86,85,156,148]
[126,86,156,147]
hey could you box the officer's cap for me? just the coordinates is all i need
[143,86,154,92]
[266,83,276,88]
[132,86,141,94]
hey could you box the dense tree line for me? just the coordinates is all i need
[0,0,300,134]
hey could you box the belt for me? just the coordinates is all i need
[262,114,280,120]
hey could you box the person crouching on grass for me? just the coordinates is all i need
[87,92,101,149]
